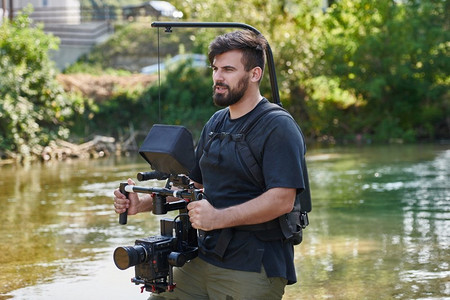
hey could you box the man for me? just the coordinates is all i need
[113,30,309,299]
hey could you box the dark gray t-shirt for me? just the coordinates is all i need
[189,98,307,283]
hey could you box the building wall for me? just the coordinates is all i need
[12,0,81,24]
[4,0,111,70]
[14,0,80,9]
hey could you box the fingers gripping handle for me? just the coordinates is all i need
[119,182,129,225]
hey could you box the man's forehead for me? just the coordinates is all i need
[212,50,244,67]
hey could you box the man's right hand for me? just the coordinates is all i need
[113,178,141,215]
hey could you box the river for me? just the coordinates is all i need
[0,144,449,300]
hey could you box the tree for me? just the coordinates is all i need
[0,9,85,158]
[316,0,449,141]
[169,0,449,142]
[171,0,325,134]
[65,0,449,143]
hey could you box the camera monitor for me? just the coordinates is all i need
[139,124,195,175]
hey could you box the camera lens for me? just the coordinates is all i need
[113,245,148,270]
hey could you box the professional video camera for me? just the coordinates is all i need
[113,124,203,294]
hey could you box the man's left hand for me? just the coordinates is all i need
[187,199,219,231]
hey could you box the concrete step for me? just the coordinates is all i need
[44,22,111,46]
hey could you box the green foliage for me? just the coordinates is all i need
[315,0,449,141]
[65,63,133,76]
[0,11,88,157]
[89,60,215,140]
[145,60,216,137]
[84,87,147,136]
[169,0,327,134]
[69,0,449,144]
[168,0,448,142]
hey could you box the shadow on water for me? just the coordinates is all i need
[0,144,449,299]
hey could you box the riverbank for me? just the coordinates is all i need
[0,73,156,166]
[0,133,143,166]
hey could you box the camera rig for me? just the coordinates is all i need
[113,124,203,294]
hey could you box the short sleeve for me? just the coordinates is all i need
[249,114,307,192]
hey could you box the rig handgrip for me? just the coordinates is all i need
[119,182,129,225]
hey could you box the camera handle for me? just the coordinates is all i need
[118,182,204,224]
[119,182,129,225]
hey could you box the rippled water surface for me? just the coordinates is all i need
[0,144,448,299]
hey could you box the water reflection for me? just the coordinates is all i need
[287,145,450,300]
[1,144,449,299]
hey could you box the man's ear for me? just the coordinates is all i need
[250,67,263,82]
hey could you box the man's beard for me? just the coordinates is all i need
[212,74,250,107]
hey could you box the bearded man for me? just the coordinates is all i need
[114,30,309,300]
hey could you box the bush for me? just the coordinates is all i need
[88,59,216,140]
[0,10,86,157]
[315,0,449,142]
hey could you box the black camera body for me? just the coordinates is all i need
[133,219,180,282]
[133,234,175,283]
[114,217,197,292]
[113,125,201,294]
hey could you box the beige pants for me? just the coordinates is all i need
[148,257,287,300]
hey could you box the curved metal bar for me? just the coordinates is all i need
[151,21,281,105]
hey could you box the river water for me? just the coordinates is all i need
[0,144,448,300]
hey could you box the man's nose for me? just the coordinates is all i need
[213,70,224,81]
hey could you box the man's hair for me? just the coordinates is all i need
[208,30,267,73]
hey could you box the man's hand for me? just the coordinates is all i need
[187,187,296,231]
[113,178,152,215]
[187,199,219,231]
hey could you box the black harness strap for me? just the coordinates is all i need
[208,100,285,189]
[204,100,292,259]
